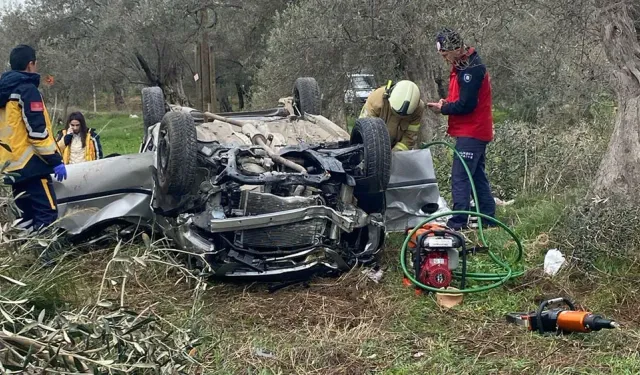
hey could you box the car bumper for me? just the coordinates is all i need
[172,208,385,279]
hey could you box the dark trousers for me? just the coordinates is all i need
[447,137,496,229]
[11,175,59,231]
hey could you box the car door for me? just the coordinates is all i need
[384,148,450,232]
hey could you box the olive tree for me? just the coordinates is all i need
[591,1,640,200]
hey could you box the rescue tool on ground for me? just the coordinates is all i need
[506,297,620,335]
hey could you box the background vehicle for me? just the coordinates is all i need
[344,72,377,116]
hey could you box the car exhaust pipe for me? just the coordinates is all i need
[204,112,307,174]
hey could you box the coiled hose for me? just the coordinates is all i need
[399,141,525,294]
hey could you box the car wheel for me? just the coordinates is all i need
[293,77,322,115]
[350,117,391,213]
[142,86,166,129]
[156,111,197,197]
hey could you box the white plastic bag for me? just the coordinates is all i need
[544,248,566,276]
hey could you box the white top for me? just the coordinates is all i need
[69,133,85,164]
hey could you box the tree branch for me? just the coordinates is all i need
[134,51,159,86]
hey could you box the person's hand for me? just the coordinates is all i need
[53,163,67,182]
[427,99,447,114]
[63,133,73,146]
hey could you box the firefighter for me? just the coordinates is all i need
[56,111,103,164]
[0,45,67,233]
[359,79,425,152]
[426,28,496,230]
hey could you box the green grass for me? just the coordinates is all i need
[4,112,639,374]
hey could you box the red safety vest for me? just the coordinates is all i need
[446,54,494,142]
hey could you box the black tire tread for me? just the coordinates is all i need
[142,86,166,128]
[294,77,321,115]
[351,117,391,192]
[158,111,197,196]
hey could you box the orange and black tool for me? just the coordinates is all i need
[506,297,620,335]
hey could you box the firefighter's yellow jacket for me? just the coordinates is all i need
[359,86,425,151]
[0,71,62,184]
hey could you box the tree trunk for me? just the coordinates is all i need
[111,81,126,111]
[62,90,71,124]
[220,96,232,112]
[592,2,640,200]
[92,83,97,113]
[236,83,245,110]
[403,49,444,145]
[135,51,190,106]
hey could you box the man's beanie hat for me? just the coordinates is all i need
[436,28,463,51]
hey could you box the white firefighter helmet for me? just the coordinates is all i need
[387,80,421,116]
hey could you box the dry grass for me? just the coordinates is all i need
[2,189,639,374]
[49,238,638,375]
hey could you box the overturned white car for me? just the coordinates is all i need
[52,78,445,281]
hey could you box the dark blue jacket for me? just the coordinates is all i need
[0,70,62,184]
[441,49,494,142]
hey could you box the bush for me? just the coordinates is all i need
[490,116,612,198]
[427,110,613,203]
[560,194,640,264]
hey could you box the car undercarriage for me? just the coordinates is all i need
[49,77,446,282]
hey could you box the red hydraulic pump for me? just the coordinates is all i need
[406,223,470,290]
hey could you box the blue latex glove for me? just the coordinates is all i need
[53,163,67,182]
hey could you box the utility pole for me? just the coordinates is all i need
[196,6,218,113]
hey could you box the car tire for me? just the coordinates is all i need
[156,111,197,197]
[142,86,166,129]
[293,77,321,115]
[350,117,391,213]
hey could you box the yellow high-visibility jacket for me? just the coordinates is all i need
[359,86,425,151]
[56,128,103,164]
[0,71,62,184]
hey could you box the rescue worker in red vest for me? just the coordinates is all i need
[55,111,103,164]
[427,28,496,230]
[0,45,67,233]
[359,80,425,152]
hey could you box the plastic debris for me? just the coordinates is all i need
[362,267,384,283]
[495,197,515,206]
[544,248,566,276]
[254,348,276,359]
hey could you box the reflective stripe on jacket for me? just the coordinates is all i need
[359,86,424,151]
[0,71,62,184]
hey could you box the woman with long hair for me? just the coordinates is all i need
[55,111,103,164]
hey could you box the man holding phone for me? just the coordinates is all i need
[427,28,496,230]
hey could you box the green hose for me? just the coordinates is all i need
[399,141,525,294]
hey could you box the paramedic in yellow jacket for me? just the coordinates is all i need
[359,80,425,151]
[55,111,103,164]
[0,45,67,232]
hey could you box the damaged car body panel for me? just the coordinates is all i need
[51,78,444,281]
[53,152,155,236]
